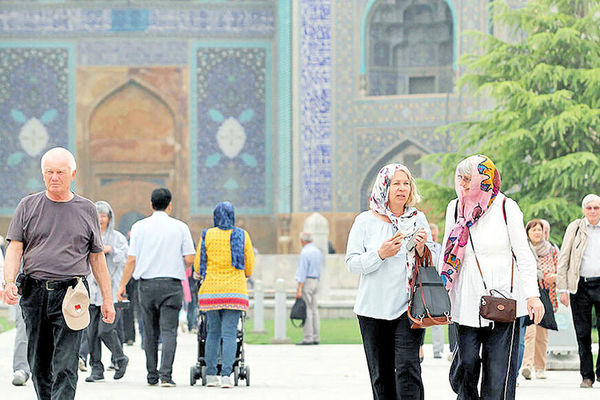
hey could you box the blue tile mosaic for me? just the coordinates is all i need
[300,0,332,212]
[191,45,271,214]
[77,39,188,65]
[0,8,275,36]
[0,46,71,213]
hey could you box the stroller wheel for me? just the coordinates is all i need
[190,366,197,386]
[245,365,250,386]
[201,365,207,386]
[233,366,240,386]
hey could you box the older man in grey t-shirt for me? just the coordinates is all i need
[3,147,115,400]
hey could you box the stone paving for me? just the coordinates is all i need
[1,328,599,399]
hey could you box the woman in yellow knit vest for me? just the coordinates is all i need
[194,201,255,388]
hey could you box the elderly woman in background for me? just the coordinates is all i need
[557,194,600,388]
[194,202,255,389]
[346,163,433,400]
[85,201,130,382]
[439,155,543,400]
[520,219,559,380]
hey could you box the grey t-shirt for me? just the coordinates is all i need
[7,192,104,280]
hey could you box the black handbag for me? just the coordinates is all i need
[407,246,452,329]
[523,283,558,331]
[290,297,307,328]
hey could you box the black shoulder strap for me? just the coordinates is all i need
[454,200,458,222]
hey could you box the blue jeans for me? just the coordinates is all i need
[206,309,241,377]
[517,317,526,369]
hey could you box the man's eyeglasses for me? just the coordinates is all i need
[585,206,600,211]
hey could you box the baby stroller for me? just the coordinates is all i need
[189,310,250,386]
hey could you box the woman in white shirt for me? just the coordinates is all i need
[346,163,432,400]
[439,155,543,400]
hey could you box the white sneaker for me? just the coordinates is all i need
[220,375,233,388]
[12,370,29,386]
[521,366,532,380]
[206,375,220,387]
[536,370,547,379]
[78,358,87,372]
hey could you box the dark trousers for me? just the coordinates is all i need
[448,322,458,353]
[570,278,600,382]
[139,278,183,382]
[87,305,126,375]
[452,321,520,400]
[122,278,138,342]
[358,313,425,400]
[20,279,85,400]
[187,276,199,331]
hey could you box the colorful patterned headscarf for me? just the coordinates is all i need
[198,202,245,279]
[369,163,420,234]
[441,155,501,291]
[369,163,421,290]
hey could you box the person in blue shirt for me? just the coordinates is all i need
[295,232,323,345]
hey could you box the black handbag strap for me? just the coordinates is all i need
[466,197,514,294]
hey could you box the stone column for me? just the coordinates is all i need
[252,280,266,334]
[271,278,290,343]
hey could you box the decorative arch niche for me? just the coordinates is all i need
[364,0,456,96]
[89,80,175,163]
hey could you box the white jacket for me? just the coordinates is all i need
[438,193,539,327]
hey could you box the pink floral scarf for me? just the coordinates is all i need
[441,155,501,291]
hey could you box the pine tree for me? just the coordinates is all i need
[419,0,600,244]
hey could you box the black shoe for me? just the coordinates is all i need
[296,340,314,345]
[312,341,320,345]
[114,356,129,380]
[147,377,159,386]
[85,374,105,383]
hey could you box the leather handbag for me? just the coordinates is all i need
[470,233,517,323]
[480,289,517,323]
[523,283,558,331]
[408,246,452,329]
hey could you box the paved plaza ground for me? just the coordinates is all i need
[1,327,598,399]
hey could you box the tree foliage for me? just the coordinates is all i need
[419,0,600,244]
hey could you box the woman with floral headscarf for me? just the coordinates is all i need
[438,155,543,400]
[346,164,433,399]
[194,202,254,389]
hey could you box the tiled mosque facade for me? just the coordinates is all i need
[0,0,518,253]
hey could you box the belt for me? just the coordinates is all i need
[139,277,179,282]
[306,276,320,280]
[27,276,82,291]
[581,276,600,283]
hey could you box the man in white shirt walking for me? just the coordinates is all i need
[117,188,195,387]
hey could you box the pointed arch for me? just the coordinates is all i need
[87,78,177,163]
[359,138,429,210]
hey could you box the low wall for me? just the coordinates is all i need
[253,254,359,293]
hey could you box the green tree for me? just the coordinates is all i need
[419,0,600,244]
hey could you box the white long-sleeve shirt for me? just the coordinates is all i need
[438,193,539,327]
[345,210,432,320]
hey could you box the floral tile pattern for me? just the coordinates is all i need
[192,46,271,214]
[0,46,71,213]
